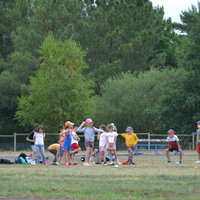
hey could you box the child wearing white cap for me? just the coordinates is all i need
[121,126,138,165]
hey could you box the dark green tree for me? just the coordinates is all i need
[0,0,86,134]
[175,2,200,71]
[82,0,165,90]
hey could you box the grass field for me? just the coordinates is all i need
[0,152,200,200]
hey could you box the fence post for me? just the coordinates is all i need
[192,132,195,150]
[148,132,150,151]
[13,132,16,152]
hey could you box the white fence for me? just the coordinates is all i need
[0,132,196,152]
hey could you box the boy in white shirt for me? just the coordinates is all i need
[97,125,107,164]
[105,124,119,165]
[71,124,81,165]
[166,129,182,164]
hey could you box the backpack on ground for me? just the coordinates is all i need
[0,158,14,164]
[15,153,27,164]
[16,157,27,164]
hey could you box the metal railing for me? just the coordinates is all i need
[0,132,196,152]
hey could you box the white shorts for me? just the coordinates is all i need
[107,143,116,150]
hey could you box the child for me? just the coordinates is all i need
[121,126,138,165]
[62,121,73,166]
[33,125,46,164]
[58,124,65,163]
[48,143,60,165]
[195,121,200,163]
[97,125,107,164]
[71,124,81,165]
[78,118,103,166]
[166,129,182,164]
[105,124,119,165]
[26,128,37,165]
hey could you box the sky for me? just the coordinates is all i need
[150,0,199,23]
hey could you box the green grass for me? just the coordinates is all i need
[0,154,200,200]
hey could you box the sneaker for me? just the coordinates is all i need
[68,163,73,166]
[128,161,132,165]
[110,162,113,165]
[84,162,90,166]
[116,161,120,164]
[175,161,182,164]
[195,160,200,164]
[64,163,67,166]
[165,161,172,164]
[55,162,60,165]
[122,161,129,165]
[52,162,56,165]
[31,161,36,165]
[73,162,79,165]
[104,162,110,166]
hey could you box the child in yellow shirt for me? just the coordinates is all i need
[121,126,138,165]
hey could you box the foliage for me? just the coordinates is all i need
[83,0,165,90]
[93,68,200,134]
[15,34,94,132]
[0,0,200,135]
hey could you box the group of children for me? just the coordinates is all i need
[26,119,200,166]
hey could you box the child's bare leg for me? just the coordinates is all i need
[63,152,67,163]
[109,149,112,163]
[100,151,103,163]
[166,149,170,161]
[85,147,90,163]
[89,147,92,162]
[67,152,70,163]
[198,152,200,161]
[179,149,182,161]
[72,153,75,163]
[32,150,36,162]
[113,149,117,162]
[72,148,81,154]
[58,156,62,163]
[103,151,106,163]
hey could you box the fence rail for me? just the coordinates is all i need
[0,132,196,152]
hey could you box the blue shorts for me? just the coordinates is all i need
[59,146,63,156]
[31,145,36,152]
[63,145,71,152]
[169,148,179,152]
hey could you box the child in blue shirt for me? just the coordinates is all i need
[62,121,73,166]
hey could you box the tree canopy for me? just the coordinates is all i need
[0,0,200,135]
[15,34,94,132]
